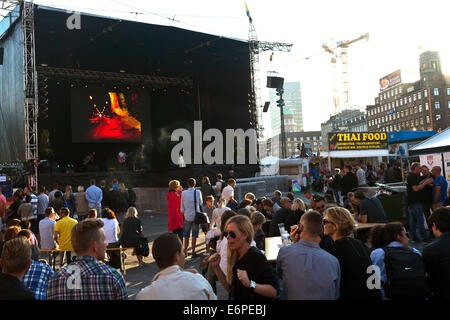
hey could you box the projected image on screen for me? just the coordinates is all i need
[71,87,147,142]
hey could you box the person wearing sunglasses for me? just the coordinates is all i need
[312,195,326,215]
[208,215,277,300]
[323,207,381,300]
[277,210,340,300]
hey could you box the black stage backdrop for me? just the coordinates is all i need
[33,6,256,184]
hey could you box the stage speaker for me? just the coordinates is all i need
[266,76,284,89]
[0,48,4,65]
[262,101,270,112]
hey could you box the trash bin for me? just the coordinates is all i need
[376,184,408,227]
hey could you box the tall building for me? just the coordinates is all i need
[367,51,450,132]
[320,109,367,150]
[269,82,304,136]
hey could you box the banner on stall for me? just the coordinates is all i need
[419,153,443,172]
[443,152,450,191]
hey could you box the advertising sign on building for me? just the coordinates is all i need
[379,69,402,91]
[328,132,388,151]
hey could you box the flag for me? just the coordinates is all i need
[245,2,252,22]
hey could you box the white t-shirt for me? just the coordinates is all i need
[39,217,56,250]
[216,237,228,276]
[221,185,234,202]
[101,218,119,244]
[215,181,223,196]
[136,265,216,300]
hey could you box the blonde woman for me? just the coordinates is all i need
[120,207,146,266]
[323,206,381,300]
[204,198,229,255]
[63,185,75,217]
[208,215,277,300]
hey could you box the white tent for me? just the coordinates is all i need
[259,156,279,176]
[409,127,450,156]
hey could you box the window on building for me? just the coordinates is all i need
[418,92,421,99]
[404,97,407,104]
[406,109,409,116]
[419,105,422,112]
[425,103,429,110]
[306,137,310,140]
[436,114,441,121]
[415,118,419,126]
[413,94,417,101]
[424,89,428,97]
[435,101,440,109]
[426,115,430,123]
[396,100,399,107]
[420,118,424,125]
[395,88,398,95]
[408,96,412,103]
[434,88,439,96]
[399,87,402,93]
[447,88,450,96]
[448,101,450,109]
[414,106,417,114]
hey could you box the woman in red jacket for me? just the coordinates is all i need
[166,180,184,241]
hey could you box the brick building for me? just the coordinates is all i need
[367,51,450,132]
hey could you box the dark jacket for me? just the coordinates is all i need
[268,208,291,237]
[254,228,265,251]
[423,232,450,300]
[112,190,129,214]
[201,183,215,203]
[328,237,381,300]
[384,167,402,183]
[341,172,358,197]
[331,174,342,190]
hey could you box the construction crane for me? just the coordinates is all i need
[318,33,369,115]
[246,3,292,140]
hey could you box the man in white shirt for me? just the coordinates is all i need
[136,232,216,300]
[180,178,203,257]
[39,207,57,250]
[221,179,236,202]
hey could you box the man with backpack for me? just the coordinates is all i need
[370,222,429,300]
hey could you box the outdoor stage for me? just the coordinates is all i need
[0,4,258,187]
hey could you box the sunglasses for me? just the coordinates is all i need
[317,205,325,209]
[223,231,237,239]
[323,218,334,225]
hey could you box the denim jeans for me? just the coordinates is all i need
[408,203,429,241]
[183,220,199,238]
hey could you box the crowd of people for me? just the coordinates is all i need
[0,163,449,300]
[0,178,146,300]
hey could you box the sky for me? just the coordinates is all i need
[2,0,450,136]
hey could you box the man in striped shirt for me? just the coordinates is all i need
[47,219,127,300]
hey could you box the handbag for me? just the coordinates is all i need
[139,237,150,257]
[193,189,209,225]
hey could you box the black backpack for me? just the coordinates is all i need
[383,246,429,300]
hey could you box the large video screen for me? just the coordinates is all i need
[71,86,148,142]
